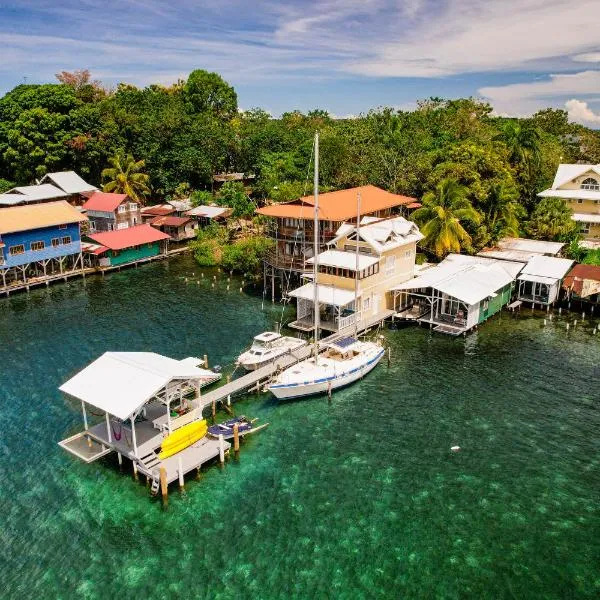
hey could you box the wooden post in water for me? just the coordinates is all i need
[218,434,225,466]
[233,423,240,456]
[204,354,209,368]
[132,461,138,481]
[177,456,184,490]
[117,452,122,467]
[212,400,216,423]
[160,467,168,506]
[387,347,391,368]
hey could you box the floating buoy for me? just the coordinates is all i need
[450,446,460,452]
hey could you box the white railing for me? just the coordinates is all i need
[336,312,359,330]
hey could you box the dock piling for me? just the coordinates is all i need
[218,434,225,466]
[160,467,168,506]
[177,456,184,490]
[211,400,216,423]
[204,354,208,368]
[233,423,240,455]
[117,452,122,467]
[132,461,138,481]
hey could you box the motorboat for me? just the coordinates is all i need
[236,332,306,371]
[268,337,384,400]
[207,416,269,439]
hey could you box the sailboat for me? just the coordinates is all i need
[268,132,385,400]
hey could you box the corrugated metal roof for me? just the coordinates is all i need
[0,184,68,205]
[141,204,175,216]
[0,200,87,234]
[150,216,191,227]
[82,192,128,212]
[40,171,97,194]
[59,352,212,420]
[186,205,231,218]
[519,256,574,280]
[87,224,170,250]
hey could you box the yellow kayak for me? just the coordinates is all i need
[159,419,208,459]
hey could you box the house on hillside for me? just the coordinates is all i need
[256,185,416,300]
[140,204,176,222]
[516,255,574,306]
[538,164,600,242]
[213,172,255,193]
[84,224,170,268]
[150,216,198,241]
[82,192,142,232]
[166,198,193,215]
[0,201,87,291]
[478,237,564,263]
[562,264,600,305]
[0,171,97,208]
[185,205,232,226]
[392,254,524,335]
[287,215,423,333]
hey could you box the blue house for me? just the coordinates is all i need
[0,201,88,291]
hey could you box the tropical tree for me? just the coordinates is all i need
[526,197,577,241]
[183,69,238,120]
[412,178,481,258]
[217,181,255,218]
[101,153,151,202]
[480,182,524,242]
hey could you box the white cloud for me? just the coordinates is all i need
[479,70,600,116]
[573,52,600,63]
[565,99,600,125]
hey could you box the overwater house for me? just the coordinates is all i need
[185,205,232,226]
[562,264,600,305]
[0,201,87,291]
[140,204,176,222]
[392,254,523,335]
[256,185,416,299]
[538,164,600,243]
[82,192,142,232]
[287,215,423,333]
[150,215,198,241]
[478,237,564,263]
[83,224,170,268]
[58,352,225,486]
[516,255,574,306]
[0,171,97,208]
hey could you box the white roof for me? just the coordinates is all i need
[331,216,423,254]
[40,171,97,194]
[550,164,600,189]
[289,283,358,306]
[572,213,600,223]
[392,254,523,305]
[538,189,600,201]
[519,256,574,281]
[255,331,282,342]
[59,352,211,420]
[0,184,68,205]
[186,205,230,218]
[307,249,379,270]
[478,237,564,263]
[168,198,193,212]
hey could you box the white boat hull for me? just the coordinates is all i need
[268,347,384,400]
[237,337,306,372]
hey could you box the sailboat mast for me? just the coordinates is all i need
[354,192,361,338]
[313,132,320,360]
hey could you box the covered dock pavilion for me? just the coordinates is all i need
[58,352,228,486]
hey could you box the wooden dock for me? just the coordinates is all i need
[198,309,394,410]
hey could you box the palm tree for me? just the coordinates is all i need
[101,153,150,203]
[412,178,481,258]
[481,182,523,241]
[527,197,577,241]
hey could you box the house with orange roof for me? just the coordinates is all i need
[255,185,416,299]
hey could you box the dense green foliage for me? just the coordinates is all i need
[1,70,599,261]
[102,153,150,202]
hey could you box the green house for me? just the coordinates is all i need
[85,224,170,268]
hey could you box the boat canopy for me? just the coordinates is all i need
[59,352,210,420]
[289,283,359,307]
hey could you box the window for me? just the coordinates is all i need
[577,199,584,204]
[9,244,25,256]
[405,249,413,258]
[30,241,45,251]
[580,177,600,191]
[117,222,129,230]
[59,224,67,230]
[385,255,395,276]
[363,297,370,311]
[51,238,60,247]
[118,204,127,214]
[579,222,590,234]
[61,236,71,245]
[108,224,114,231]
[129,203,138,212]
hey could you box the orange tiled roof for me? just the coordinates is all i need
[256,185,415,221]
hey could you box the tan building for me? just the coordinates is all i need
[538,164,600,242]
[287,215,423,333]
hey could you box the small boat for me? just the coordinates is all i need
[207,416,269,439]
[236,331,306,371]
[159,419,208,459]
[268,337,384,400]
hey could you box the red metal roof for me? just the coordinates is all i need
[406,202,422,209]
[563,263,600,296]
[150,216,191,227]
[87,224,170,250]
[141,205,175,216]
[82,192,128,212]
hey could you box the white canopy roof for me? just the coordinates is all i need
[572,213,600,223]
[518,255,574,281]
[40,171,97,194]
[307,249,379,270]
[538,189,600,201]
[59,352,209,420]
[289,283,358,306]
[186,205,230,218]
[392,254,523,305]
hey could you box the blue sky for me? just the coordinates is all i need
[1,0,600,124]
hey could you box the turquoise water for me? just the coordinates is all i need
[1,255,599,599]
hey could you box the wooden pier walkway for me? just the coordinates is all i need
[198,309,394,410]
